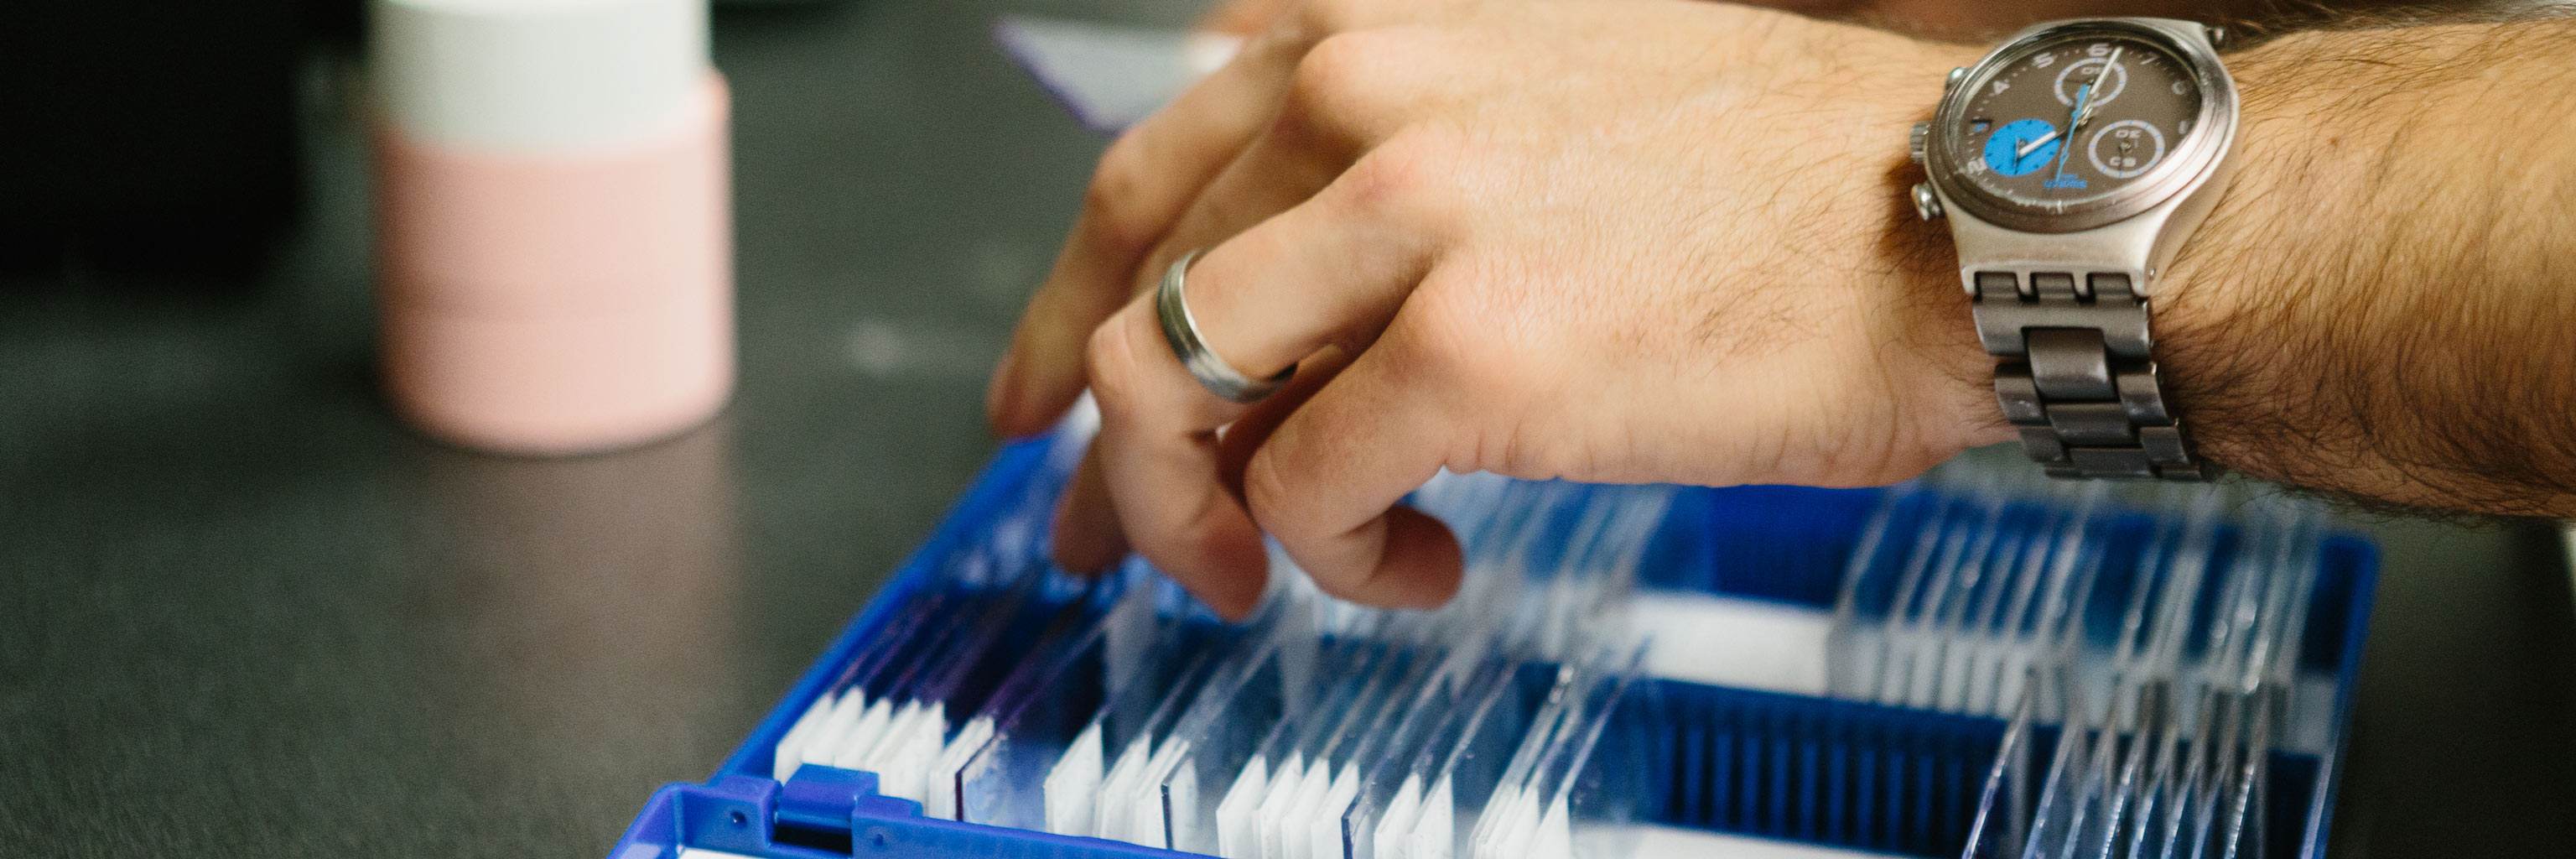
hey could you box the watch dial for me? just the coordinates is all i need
[1950,33,2202,211]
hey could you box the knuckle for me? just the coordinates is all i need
[1306,566,1374,602]
[1083,317,1148,417]
[1403,279,1523,393]
[1285,32,1384,122]
[1127,521,1194,573]
[1242,452,1374,599]
[1337,131,1459,215]
[1239,450,1304,539]
[1284,29,1441,143]
[1295,0,1371,37]
[1291,32,1377,94]
[1391,272,1560,471]
[1301,537,1392,604]
[1081,137,1161,254]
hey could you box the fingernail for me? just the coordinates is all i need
[1182,32,1246,78]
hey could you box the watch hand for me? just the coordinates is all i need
[2014,127,2062,159]
[2066,47,2122,136]
[2046,48,2124,185]
[2044,86,2089,180]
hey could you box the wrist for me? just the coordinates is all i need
[1887,199,2018,456]
[2153,23,2576,513]
[1867,42,2034,458]
[2152,28,2412,487]
[2141,36,2315,481]
[1872,46,2024,460]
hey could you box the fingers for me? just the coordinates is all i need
[1016,10,1474,612]
[989,23,1455,437]
[1047,445,1129,573]
[1119,137,1348,337]
[1216,344,1354,505]
[1086,304,1274,618]
[1036,141,1428,580]
[1074,176,1444,616]
[1120,36,1453,324]
[1239,319,1464,608]
[1166,143,1452,377]
[986,34,1308,437]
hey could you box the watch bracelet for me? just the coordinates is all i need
[1971,268,2216,481]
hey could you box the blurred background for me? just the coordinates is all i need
[0,1,2570,856]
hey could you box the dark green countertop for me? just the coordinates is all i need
[3,3,2569,856]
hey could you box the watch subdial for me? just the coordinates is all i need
[1981,118,2062,178]
[2053,56,2130,107]
[2085,119,2167,180]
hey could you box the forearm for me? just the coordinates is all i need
[2156,16,2576,515]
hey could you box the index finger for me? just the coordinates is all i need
[985,32,1307,438]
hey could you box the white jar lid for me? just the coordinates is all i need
[372,0,709,153]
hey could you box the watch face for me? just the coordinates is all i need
[1939,24,2220,230]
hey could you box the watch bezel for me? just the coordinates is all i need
[1926,18,2237,235]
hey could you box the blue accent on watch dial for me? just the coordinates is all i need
[1982,118,2059,177]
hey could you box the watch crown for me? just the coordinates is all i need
[1911,183,1945,221]
[1909,122,1931,164]
[2205,25,2229,49]
[1945,66,1967,92]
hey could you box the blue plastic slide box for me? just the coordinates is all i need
[609,437,2376,859]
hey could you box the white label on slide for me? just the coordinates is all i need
[1633,591,1832,695]
[1217,753,1270,859]
[1045,721,1105,836]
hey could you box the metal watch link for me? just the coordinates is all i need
[1909,18,2241,480]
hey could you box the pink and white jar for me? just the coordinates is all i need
[371,0,733,455]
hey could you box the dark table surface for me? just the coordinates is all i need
[4,3,2573,856]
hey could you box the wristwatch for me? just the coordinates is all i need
[1909,18,2239,480]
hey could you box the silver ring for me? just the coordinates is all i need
[1156,249,1293,403]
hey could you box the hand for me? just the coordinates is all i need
[987,0,2003,616]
